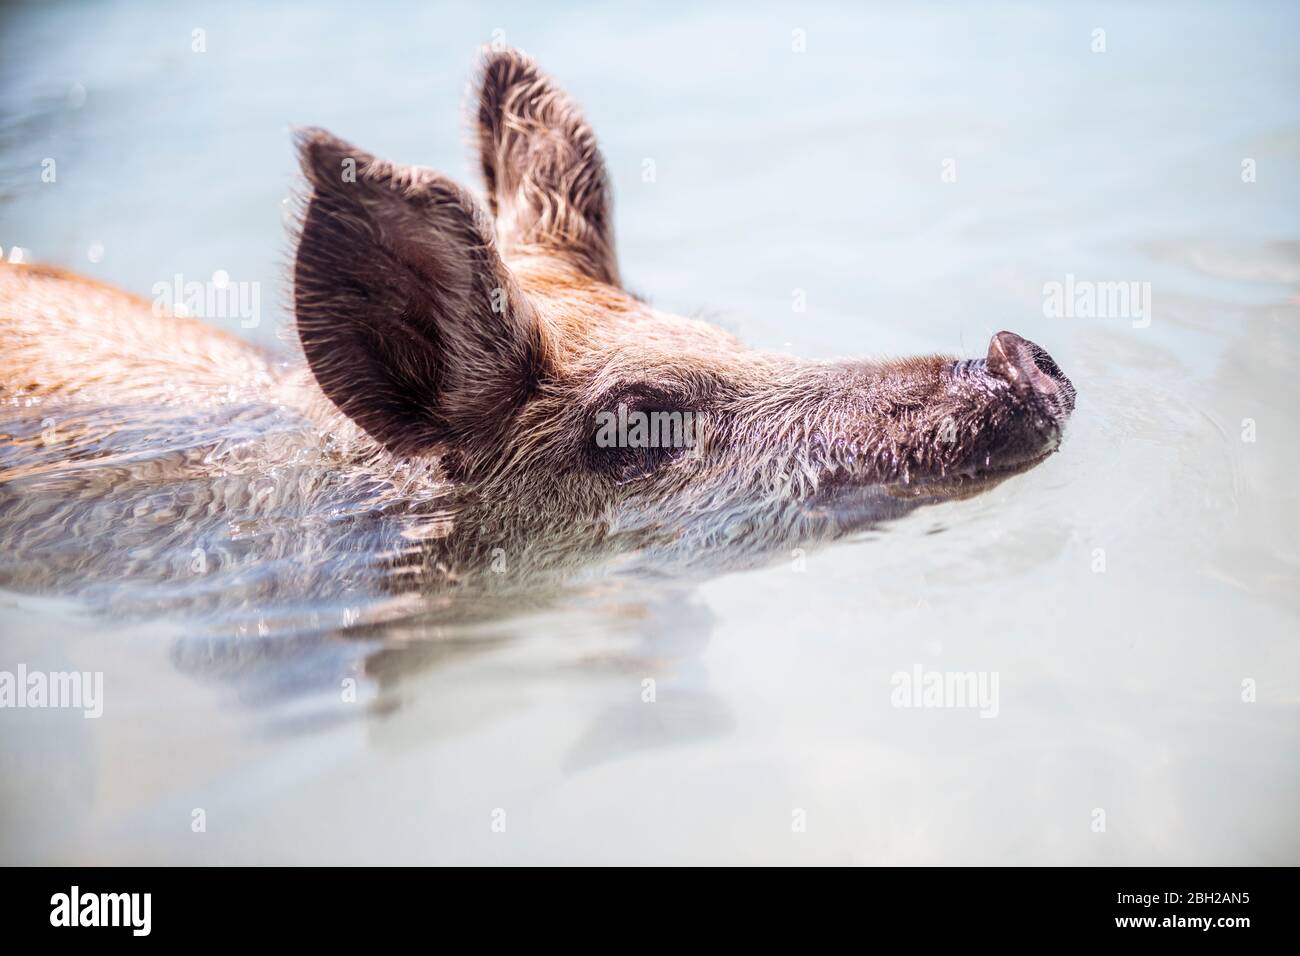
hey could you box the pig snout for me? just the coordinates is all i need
[985,331,1075,415]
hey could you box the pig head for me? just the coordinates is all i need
[291,47,1074,546]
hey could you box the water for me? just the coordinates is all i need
[1,0,1298,864]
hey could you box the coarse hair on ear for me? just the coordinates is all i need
[291,127,549,459]
[476,47,620,286]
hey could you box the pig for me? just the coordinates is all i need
[0,47,1074,620]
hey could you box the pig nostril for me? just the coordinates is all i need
[986,330,1072,401]
[1031,349,1064,383]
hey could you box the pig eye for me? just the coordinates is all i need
[586,386,697,481]
[599,443,678,483]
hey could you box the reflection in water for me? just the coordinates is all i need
[559,591,730,772]
[0,390,961,723]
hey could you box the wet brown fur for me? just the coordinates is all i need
[0,261,280,407]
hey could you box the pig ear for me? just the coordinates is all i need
[476,47,620,286]
[292,128,547,458]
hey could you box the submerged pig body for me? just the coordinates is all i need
[0,48,1073,617]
